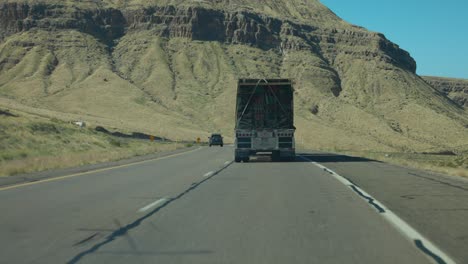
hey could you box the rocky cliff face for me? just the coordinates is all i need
[0,3,126,44]
[0,2,416,72]
[423,76,468,108]
[0,1,466,153]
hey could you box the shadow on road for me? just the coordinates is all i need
[244,153,377,163]
[66,157,231,264]
[297,153,377,163]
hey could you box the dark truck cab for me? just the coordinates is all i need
[235,79,296,162]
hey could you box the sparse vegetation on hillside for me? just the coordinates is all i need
[0,109,183,177]
[0,0,467,177]
[422,76,468,108]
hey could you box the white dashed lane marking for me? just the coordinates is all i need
[138,198,170,213]
[203,171,215,177]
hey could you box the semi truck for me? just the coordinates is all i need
[234,79,296,162]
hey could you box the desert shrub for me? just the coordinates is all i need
[108,138,129,148]
[1,153,14,161]
[29,122,60,134]
[108,138,122,147]
[310,104,319,115]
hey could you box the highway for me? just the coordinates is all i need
[1,146,467,264]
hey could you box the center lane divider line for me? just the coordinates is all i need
[67,160,234,263]
[138,198,171,213]
[137,161,233,213]
[299,155,456,264]
[203,171,215,177]
[0,147,202,192]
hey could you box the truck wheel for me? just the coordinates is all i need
[271,151,280,162]
[221,144,223,147]
[242,157,249,162]
[235,156,241,163]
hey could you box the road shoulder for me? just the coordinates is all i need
[299,150,468,263]
[0,146,201,188]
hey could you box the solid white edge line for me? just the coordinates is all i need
[138,198,170,213]
[300,155,456,264]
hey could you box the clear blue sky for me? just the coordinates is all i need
[320,0,468,79]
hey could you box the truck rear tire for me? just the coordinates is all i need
[235,156,241,163]
[271,151,280,162]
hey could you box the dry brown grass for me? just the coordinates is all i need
[2,29,467,154]
[0,143,183,177]
[454,169,468,178]
[0,1,467,159]
[0,109,184,177]
[338,150,468,179]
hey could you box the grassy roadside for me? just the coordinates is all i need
[295,141,468,179]
[2,106,465,179]
[0,109,185,177]
[339,150,468,179]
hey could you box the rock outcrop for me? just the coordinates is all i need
[0,3,126,44]
[0,2,416,72]
[423,76,468,108]
[0,0,466,153]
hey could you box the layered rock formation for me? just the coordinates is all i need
[0,0,467,152]
[0,2,415,71]
[423,76,468,108]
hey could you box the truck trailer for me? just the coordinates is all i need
[234,79,296,162]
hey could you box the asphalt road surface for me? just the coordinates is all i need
[1,146,467,264]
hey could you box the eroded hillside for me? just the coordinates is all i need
[0,0,467,153]
[423,76,468,108]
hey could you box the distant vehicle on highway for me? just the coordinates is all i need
[209,133,224,147]
[235,79,296,162]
